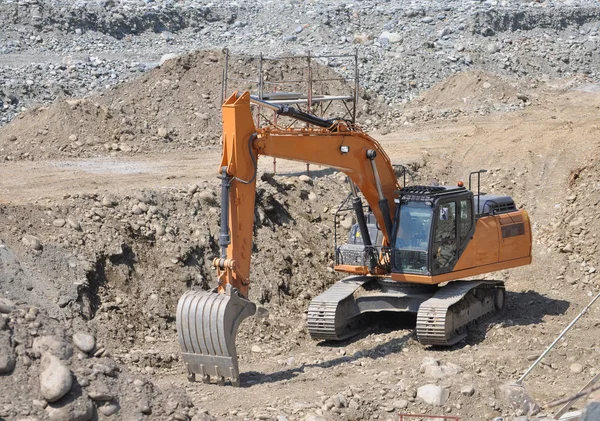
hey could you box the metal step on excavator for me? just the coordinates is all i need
[175,92,532,386]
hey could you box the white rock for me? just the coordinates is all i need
[159,53,178,66]
[460,385,475,396]
[39,353,73,402]
[417,384,449,406]
[501,382,540,415]
[392,399,408,409]
[98,400,119,416]
[72,332,95,353]
[251,345,262,353]
[380,32,402,44]
[22,234,42,250]
[570,363,584,374]
[87,380,114,401]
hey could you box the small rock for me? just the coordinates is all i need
[332,394,347,408]
[487,43,501,53]
[0,296,16,313]
[101,196,116,208]
[561,243,574,253]
[251,345,262,353]
[66,218,82,231]
[52,219,66,227]
[340,217,353,230]
[392,399,408,409]
[380,31,402,44]
[570,363,583,374]
[417,384,449,406]
[197,190,217,205]
[87,380,114,401]
[157,127,168,138]
[98,400,119,416]
[501,383,539,416]
[22,235,42,251]
[72,332,95,353]
[39,353,73,402]
[516,93,529,102]
[461,385,475,396]
[298,174,311,183]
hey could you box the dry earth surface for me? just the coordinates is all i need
[1,53,600,421]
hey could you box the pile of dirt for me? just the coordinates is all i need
[0,50,391,163]
[0,169,361,419]
[398,70,536,123]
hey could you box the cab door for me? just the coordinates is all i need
[431,201,458,275]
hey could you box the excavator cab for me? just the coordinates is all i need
[391,185,476,276]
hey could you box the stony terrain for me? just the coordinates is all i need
[4,0,600,126]
[1,1,600,421]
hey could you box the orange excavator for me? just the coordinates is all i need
[176,91,532,386]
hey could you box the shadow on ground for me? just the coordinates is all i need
[241,289,570,386]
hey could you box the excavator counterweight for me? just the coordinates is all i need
[175,92,532,386]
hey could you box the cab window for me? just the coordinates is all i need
[433,202,457,272]
[459,199,473,243]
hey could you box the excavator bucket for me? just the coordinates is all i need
[176,285,256,386]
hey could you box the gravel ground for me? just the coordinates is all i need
[3,0,600,126]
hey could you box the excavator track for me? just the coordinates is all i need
[416,280,505,346]
[307,277,371,340]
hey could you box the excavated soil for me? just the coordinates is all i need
[1,54,600,421]
[0,50,390,163]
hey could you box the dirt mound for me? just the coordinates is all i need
[0,50,391,163]
[0,171,353,419]
[418,70,520,108]
[399,70,534,123]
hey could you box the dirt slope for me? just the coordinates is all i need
[0,50,391,163]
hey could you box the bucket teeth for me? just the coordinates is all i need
[176,285,256,386]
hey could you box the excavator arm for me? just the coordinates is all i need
[176,91,400,386]
[219,91,399,296]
